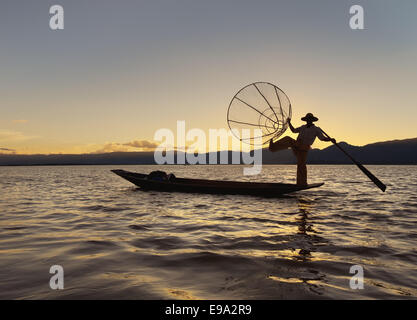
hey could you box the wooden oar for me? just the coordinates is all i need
[320,129,386,192]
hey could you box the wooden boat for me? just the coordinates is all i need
[111,169,324,197]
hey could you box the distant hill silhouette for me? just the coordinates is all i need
[0,138,416,166]
[262,138,417,165]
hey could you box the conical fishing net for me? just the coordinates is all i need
[227,82,292,146]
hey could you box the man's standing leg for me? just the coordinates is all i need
[295,149,308,185]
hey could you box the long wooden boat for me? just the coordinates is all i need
[111,169,324,197]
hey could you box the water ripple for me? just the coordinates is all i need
[0,165,416,299]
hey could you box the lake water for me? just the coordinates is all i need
[0,165,416,299]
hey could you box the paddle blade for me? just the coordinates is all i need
[356,163,386,192]
[320,128,387,192]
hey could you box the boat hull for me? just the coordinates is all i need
[111,169,324,197]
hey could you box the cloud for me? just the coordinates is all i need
[122,140,158,149]
[92,143,132,154]
[0,147,16,154]
[92,139,158,154]
[0,130,29,141]
[12,120,29,124]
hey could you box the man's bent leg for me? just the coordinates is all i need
[269,136,296,152]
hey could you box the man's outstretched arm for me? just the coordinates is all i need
[287,118,297,133]
[287,118,303,134]
[317,128,336,143]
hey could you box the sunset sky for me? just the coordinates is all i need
[1,0,416,154]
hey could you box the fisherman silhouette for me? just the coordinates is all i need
[269,113,335,186]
